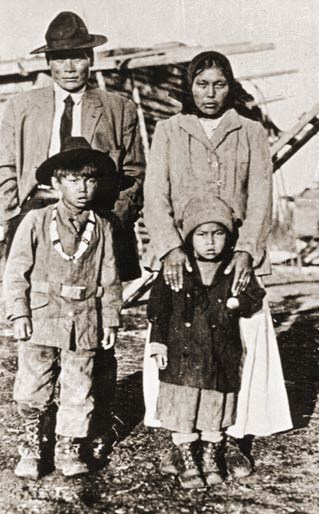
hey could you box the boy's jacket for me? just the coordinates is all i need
[3,201,122,350]
[147,261,265,392]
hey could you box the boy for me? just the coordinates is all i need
[3,137,122,479]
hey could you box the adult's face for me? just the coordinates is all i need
[49,50,90,92]
[191,66,230,117]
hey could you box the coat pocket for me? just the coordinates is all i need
[30,291,49,310]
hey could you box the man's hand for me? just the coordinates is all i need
[163,247,192,292]
[224,251,253,296]
[13,317,32,341]
[154,353,168,370]
[102,327,118,350]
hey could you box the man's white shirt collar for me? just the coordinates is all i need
[53,83,86,105]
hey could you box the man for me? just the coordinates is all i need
[0,11,145,281]
[0,11,145,461]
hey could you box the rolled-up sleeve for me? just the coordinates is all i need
[3,211,37,319]
[113,100,145,226]
[144,121,183,260]
[235,123,272,267]
[0,98,21,223]
[100,221,123,327]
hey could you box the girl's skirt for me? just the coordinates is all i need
[156,382,236,433]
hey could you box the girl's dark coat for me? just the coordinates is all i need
[147,263,265,393]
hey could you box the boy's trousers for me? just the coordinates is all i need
[14,342,95,438]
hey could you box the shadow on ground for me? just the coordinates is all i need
[274,309,319,429]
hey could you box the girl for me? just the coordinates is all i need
[147,195,266,489]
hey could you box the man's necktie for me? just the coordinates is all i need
[60,95,74,150]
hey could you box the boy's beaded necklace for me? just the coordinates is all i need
[50,206,95,261]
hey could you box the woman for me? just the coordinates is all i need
[143,51,292,440]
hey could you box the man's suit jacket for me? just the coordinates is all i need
[0,84,145,280]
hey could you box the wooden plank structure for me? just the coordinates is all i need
[1,40,317,306]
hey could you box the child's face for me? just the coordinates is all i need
[192,222,227,260]
[52,172,98,210]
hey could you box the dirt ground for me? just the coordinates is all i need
[0,267,319,514]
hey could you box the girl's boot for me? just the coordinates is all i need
[15,415,43,480]
[177,443,205,489]
[202,441,224,486]
[55,436,89,477]
[225,436,253,479]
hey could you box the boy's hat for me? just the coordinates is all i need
[36,137,118,186]
[30,11,107,54]
[182,195,236,238]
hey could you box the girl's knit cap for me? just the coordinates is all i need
[182,195,236,238]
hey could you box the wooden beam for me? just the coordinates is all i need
[271,102,319,155]
[124,43,275,69]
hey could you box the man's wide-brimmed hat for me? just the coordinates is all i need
[30,11,107,55]
[36,137,117,186]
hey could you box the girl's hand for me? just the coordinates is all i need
[102,327,118,350]
[154,354,168,370]
[224,251,252,296]
[13,317,32,341]
[163,247,192,292]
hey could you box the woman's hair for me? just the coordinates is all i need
[180,51,255,117]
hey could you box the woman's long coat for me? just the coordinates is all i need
[144,109,272,272]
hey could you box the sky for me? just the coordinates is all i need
[0,0,318,196]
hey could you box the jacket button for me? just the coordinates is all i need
[212,161,219,169]
[217,298,222,303]
[68,311,74,317]
[211,324,216,329]
[217,179,222,186]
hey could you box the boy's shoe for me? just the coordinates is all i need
[225,437,253,479]
[55,437,89,477]
[159,447,180,476]
[15,416,42,480]
[177,443,205,489]
[202,441,224,486]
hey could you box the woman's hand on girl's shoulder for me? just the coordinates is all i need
[163,247,192,292]
[224,251,253,296]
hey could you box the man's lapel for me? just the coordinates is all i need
[81,88,103,144]
[31,87,55,158]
